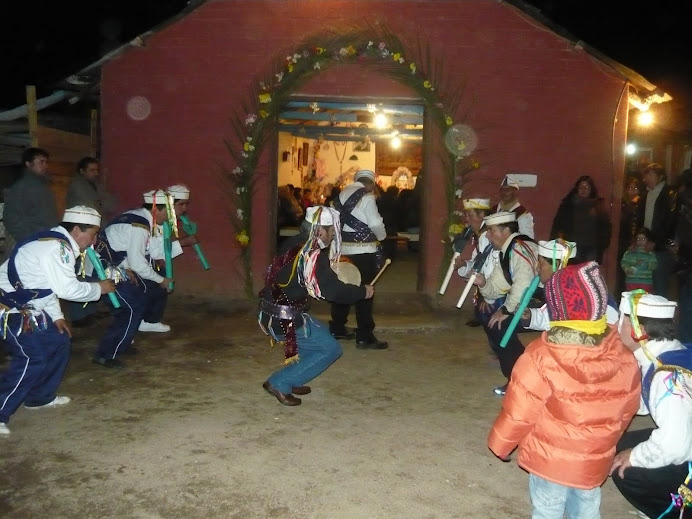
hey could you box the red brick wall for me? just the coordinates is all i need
[101,0,629,298]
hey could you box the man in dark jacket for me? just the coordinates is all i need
[258,206,374,406]
[3,147,58,245]
[642,163,678,296]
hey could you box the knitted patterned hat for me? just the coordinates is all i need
[545,261,607,322]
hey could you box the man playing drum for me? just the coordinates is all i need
[258,206,374,406]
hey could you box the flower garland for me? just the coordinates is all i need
[220,24,479,298]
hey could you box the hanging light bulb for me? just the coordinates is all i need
[374,113,388,128]
[391,136,402,149]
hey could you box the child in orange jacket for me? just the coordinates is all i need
[488,261,641,518]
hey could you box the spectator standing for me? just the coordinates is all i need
[620,227,657,292]
[3,148,58,253]
[616,175,645,295]
[550,175,611,264]
[672,185,692,341]
[65,157,118,219]
[642,163,678,296]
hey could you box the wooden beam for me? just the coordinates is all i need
[90,109,98,157]
[26,85,38,147]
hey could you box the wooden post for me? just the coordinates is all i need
[26,85,38,147]
[90,109,98,157]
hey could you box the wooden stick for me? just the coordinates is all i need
[369,258,392,285]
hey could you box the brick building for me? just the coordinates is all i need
[64,0,669,298]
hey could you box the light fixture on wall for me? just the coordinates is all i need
[349,154,358,161]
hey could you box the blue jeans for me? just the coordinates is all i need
[529,474,601,519]
[267,317,343,394]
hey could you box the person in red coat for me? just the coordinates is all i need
[488,261,641,518]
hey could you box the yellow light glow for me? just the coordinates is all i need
[626,143,637,155]
[637,111,654,126]
[390,136,402,149]
[374,113,388,128]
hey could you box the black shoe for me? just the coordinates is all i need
[92,357,125,369]
[120,346,139,356]
[465,318,481,327]
[330,329,356,340]
[356,338,389,350]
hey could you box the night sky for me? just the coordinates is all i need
[3,0,691,109]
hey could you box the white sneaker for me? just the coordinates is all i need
[24,396,71,409]
[138,321,171,333]
[0,422,9,435]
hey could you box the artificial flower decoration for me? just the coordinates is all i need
[445,116,453,126]
[259,93,272,104]
[236,231,249,246]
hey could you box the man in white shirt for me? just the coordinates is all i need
[0,206,115,435]
[92,190,174,368]
[496,174,534,239]
[611,293,692,519]
[330,170,388,349]
[470,211,538,395]
[455,198,499,326]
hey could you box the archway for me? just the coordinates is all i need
[220,25,479,298]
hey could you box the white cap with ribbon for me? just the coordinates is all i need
[501,175,520,190]
[463,198,491,210]
[538,240,577,260]
[305,206,339,226]
[619,292,678,319]
[354,170,376,183]
[143,189,168,204]
[167,184,190,200]
[482,211,516,227]
[62,206,101,227]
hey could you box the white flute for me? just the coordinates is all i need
[438,251,460,295]
[456,272,477,308]
[370,258,392,285]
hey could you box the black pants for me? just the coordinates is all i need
[484,313,526,379]
[611,428,690,518]
[330,253,378,341]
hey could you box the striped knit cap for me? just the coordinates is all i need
[545,261,607,322]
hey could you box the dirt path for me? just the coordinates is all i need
[0,296,643,518]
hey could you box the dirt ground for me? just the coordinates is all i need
[0,293,646,518]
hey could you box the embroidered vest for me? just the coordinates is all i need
[95,212,151,266]
[333,188,378,244]
[0,230,70,310]
[642,347,692,413]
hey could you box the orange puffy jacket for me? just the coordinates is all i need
[488,328,641,489]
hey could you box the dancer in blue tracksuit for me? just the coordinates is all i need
[0,206,115,436]
[92,190,174,368]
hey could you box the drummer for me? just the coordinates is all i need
[258,206,375,406]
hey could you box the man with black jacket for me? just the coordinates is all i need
[258,206,374,406]
[642,163,677,296]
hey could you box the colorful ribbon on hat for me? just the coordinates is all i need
[552,239,574,272]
